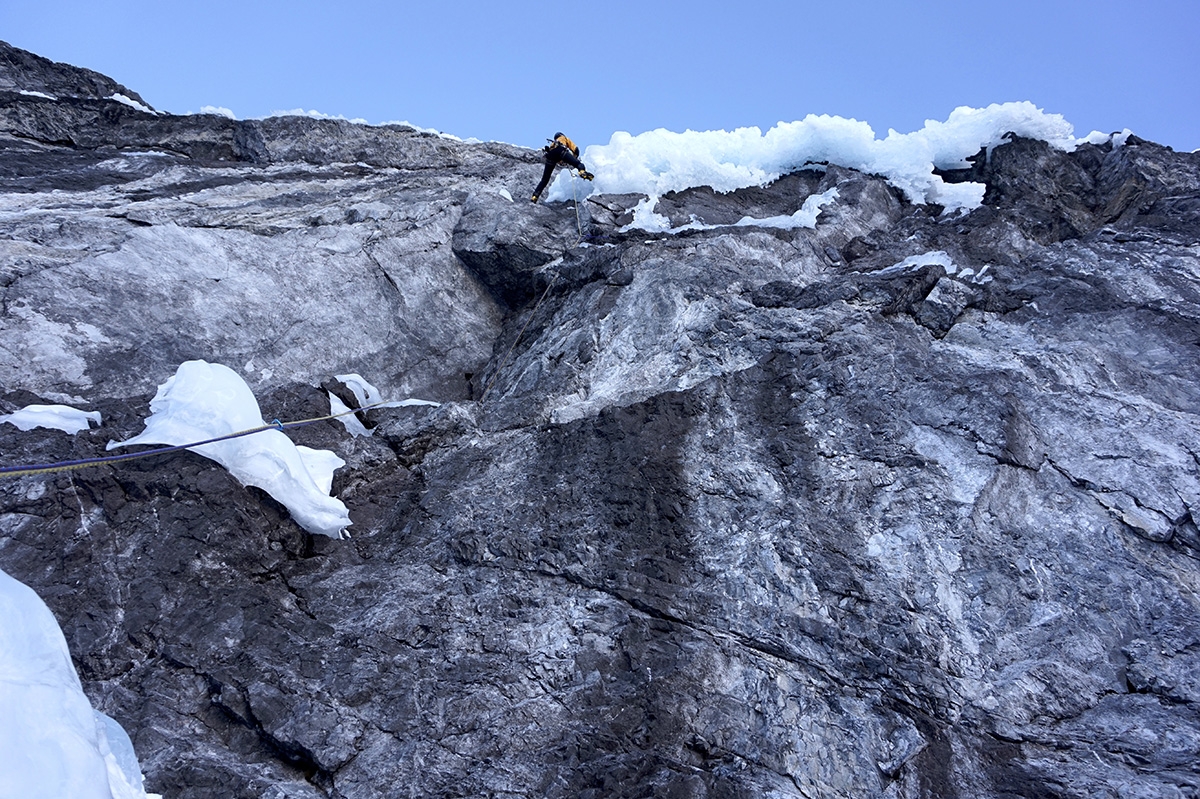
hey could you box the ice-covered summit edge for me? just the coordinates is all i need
[547,102,1102,214]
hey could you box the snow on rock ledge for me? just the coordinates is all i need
[0,404,101,434]
[108,360,351,539]
[552,101,1079,213]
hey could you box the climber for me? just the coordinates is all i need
[531,132,593,203]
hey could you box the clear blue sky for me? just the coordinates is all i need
[3,0,1197,153]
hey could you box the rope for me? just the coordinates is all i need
[571,172,583,242]
[476,166,587,405]
[0,398,399,480]
[479,271,559,404]
[478,164,596,403]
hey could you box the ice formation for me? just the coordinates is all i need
[108,360,352,539]
[0,404,101,434]
[0,568,151,799]
[545,101,1087,216]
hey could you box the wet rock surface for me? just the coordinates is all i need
[2,41,1200,798]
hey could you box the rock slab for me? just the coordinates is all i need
[2,41,1200,799]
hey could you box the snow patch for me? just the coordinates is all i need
[0,568,151,799]
[878,250,958,276]
[875,250,996,285]
[550,102,1078,213]
[1080,128,1135,148]
[267,108,370,125]
[1,404,101,434]
[1111,129,1134,149]
[18,89,57,100]
[108,361,352,538]
[373,120,481,143]
[108,94,156,114]
[250,110,478,143]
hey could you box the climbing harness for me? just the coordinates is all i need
[0,399,401,480]
[547,134,579,157]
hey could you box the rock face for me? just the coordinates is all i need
[3,40,1200,798]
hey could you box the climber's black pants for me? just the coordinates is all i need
[534,145,585,197]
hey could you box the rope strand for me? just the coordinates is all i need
[480,169,587,403]
[572,172,583,242]
[0,398,402,479]
[479,271,559,404]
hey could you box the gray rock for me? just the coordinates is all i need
[0,39,151,105]
[3,42,1200,799]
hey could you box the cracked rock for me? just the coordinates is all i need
[3,40,1200,799]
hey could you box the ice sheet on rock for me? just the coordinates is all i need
[621,188,839,235]
[0,404,101,434]
[329,374,440,438]
[107,360,351,538]
[549,102,1078,213]
[335,373,386,407]
[334,373,441,410]
[0,568,150,799]
[732,187,840,230]
[328,391,372,438]
[878,251,959,276]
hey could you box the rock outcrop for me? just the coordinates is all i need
[2,40,1200,798]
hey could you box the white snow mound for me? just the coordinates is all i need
[0,568,150,799]
[1,404,101,434]
[108,360,351,538]
[548,101,1077,213]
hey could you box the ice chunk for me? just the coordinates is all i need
[0,568,150,799]
[108,361,351,538]
[1,404,101,434]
